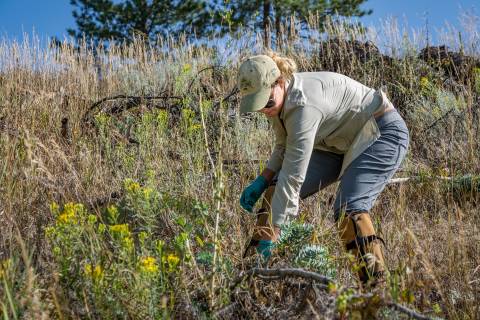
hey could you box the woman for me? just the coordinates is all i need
[238,53,409,287]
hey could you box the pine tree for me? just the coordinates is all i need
[68,0,372,45]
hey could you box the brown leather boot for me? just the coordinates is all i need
[338,212,386,288]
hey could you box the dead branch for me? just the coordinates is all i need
[82,94,183,124]
[227,267,434,320]
[386,301,434,320]
[186,66,224,93]
[388,174,480,193]
[422,106,457,133]
[212,87,239,110]
[229,267,333,291]
[388,175,451,184]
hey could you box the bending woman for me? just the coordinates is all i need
[238,53,409,287]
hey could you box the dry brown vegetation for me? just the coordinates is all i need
[0,17,479,319]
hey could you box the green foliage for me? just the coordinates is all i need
[408,77,466,130]
[275,222,337,278]
[44,179,216,318]
[447,175,480,195]
[68,0,372,43]
[69,0,179,44]
[294,245,336,278]
[276,221,314,249]
[336,288,355,314]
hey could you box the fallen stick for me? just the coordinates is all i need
[229,267,333,291]
[388,175,452,184]
[386,301,434,320]
[228,267,435,320]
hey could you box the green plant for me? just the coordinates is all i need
[294,245,336,278]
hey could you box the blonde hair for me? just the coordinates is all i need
[266,51,297,80]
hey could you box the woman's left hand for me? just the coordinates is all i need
[252,219,281,261]
[256,239,274,260]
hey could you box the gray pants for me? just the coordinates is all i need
[290,110,409,221]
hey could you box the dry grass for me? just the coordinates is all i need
[0,16,479,319]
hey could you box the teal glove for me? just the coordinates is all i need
[240,176,269,213]
[256,239,274,260]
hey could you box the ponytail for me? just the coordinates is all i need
[265,51,297,80]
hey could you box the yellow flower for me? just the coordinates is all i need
[109,224,129,235]
[139,231,148,243]
[125,179,141,194]
[420,76,430,90]
[56,202,84,224]
[166,254,180,271]
[182,63,192,73]
[189,124,202,132]
[57,212,75,224]
[107,205,119,222]
[84,263,104,281]
[140,256,159,274]
[109,224,134,251]
[142,187,154,200]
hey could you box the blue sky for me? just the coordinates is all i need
[0,0,478,43]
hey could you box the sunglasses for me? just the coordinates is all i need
[265,99,275,109]
[263,81,279,109]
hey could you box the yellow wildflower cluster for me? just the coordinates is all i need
[109,224,134,251]
[57,202,84,225]
[109,223,129,235]
[142,187,154,200]
[163,254,180,272]
[139,256,159,274]
[123,179,156,201]
[125,179,141,194]
[107,205,119,223]
[84,263,104,281]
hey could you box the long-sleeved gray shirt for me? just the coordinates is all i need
[267,72,393,226]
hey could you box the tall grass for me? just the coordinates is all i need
[0,15,479,319]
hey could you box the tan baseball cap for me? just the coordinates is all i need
[237,55,281,114]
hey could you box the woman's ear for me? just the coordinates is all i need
[277,77,286,89]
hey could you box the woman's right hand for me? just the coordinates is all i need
[240,175,269,213]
